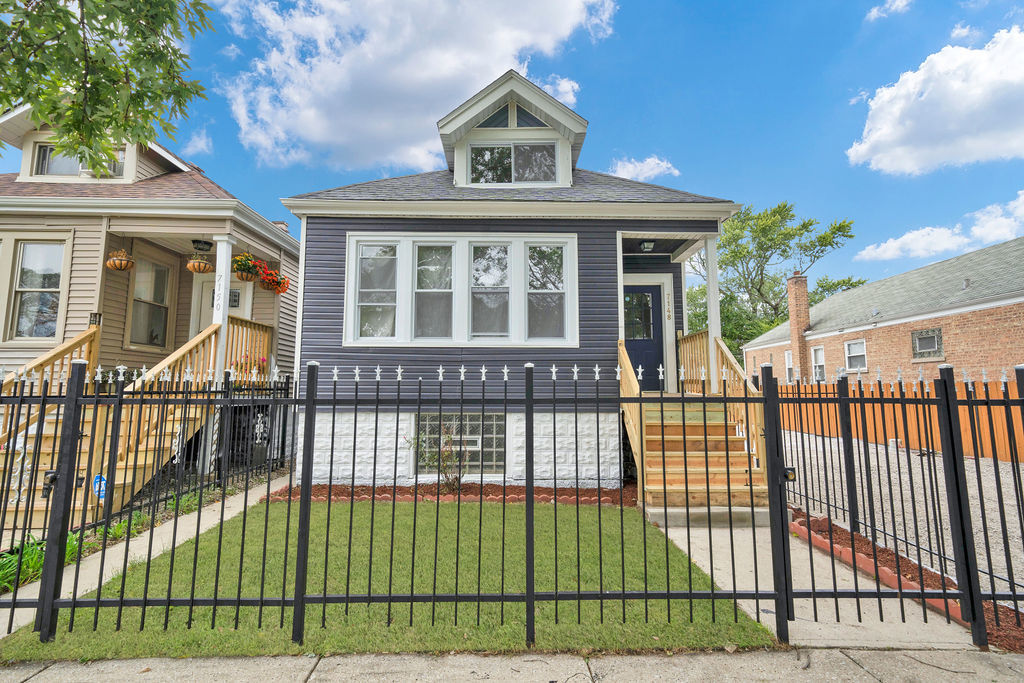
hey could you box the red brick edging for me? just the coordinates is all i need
[789,519,968,627]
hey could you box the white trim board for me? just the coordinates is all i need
[622,272,678,393]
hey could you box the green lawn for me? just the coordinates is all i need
[1,501,774,660]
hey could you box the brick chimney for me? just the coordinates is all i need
[271,220,290,232]
[787,270,810,381]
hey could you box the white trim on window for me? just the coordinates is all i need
[784,349,794,383]
[844,338,868,372]
[468,140,559,186]
[811,345,826,382]
[343,232,579,348]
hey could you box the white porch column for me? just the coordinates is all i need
[212,234,237,379]
[705,235,721,393]
[680,261,688,336]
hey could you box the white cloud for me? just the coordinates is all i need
[855,189,1024,260]
[182,128,213,156]
[848,89,869,105]
[214,1,616,171]
[220,43,242,60]
[950,22,982,43]
[847,27,1024,175]
[866,0,913,21]
[536,75,581,107]
[608,155,679,182]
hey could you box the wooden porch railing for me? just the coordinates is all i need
[227,315,274,380]
[714,336,766,474]
[617,340,644,483]
[1,324,100,395]
[677,329,709,393]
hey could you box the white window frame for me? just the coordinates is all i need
[413,242,455,340]
[343,232,579,348]
[470,242,511,339]
[784,350,794,383]
[811,345,826,382]
[33,142,125,178]
[9,240,69,340]
[468,141,558,186]
[122,243,178,353]
[844,339,868,372]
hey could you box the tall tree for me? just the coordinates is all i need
[689,202,865,353]
[0,0,212,174]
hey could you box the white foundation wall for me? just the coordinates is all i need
[295,410,624,488]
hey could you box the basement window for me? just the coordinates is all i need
[415,413,506,475]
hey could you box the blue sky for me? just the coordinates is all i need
[4,0,1023,285]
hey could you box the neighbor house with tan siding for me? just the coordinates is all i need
[0,104,300,381]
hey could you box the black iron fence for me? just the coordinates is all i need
[0,359,1020,650]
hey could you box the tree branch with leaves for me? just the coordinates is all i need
[0,0,213,175]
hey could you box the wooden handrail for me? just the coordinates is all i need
[617,340,645,486]
[128,322,221,391]
[1,324,100,394]
[677,329,709,394]
[226,316,274,380]
[714,336,760,398]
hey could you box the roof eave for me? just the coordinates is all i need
[281,197,741,221]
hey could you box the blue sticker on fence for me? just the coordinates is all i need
[93,474,106,500]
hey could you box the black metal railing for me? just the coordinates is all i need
[1,358,1020,650]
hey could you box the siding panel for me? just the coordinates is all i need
[300,217,713,399]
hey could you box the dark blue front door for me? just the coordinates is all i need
[623,285,664,391]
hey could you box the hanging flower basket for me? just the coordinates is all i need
[257,261,290,294]
[231,252,263,282]
[186,254,214,274]
[105,249,135,271]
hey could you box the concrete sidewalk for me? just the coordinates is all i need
[2,650,1023,681]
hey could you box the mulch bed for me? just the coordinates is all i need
[791,506,1024,653]
[264,482,639,507]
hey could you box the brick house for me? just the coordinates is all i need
[742,236,1024,382]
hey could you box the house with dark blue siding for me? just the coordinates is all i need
[282,70,764,508]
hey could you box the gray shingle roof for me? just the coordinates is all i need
[745,236,1024,348]
[289,169,730,203]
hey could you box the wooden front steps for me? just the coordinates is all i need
[638,396,769,508]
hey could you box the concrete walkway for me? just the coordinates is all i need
[665,524,975,649]
[0,473,292,639]
[2,650,1023,681]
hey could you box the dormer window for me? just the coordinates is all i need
[474,104,550,130]
[34,144,125,178]
[470,143,556,184]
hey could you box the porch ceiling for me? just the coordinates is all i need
[108,231,280,263]
[621,236,701,261]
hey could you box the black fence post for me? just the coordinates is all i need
[935,365,988,648]
[524,362,536,647]
[760,364,792,643]
[36,359,88,642]
[292,361,318,644]
[836,374,860,536]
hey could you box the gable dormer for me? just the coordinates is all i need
[0,104,189,184]
[437,70,588,187]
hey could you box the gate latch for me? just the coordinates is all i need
[782,467,797,483]
[41,470,58,498]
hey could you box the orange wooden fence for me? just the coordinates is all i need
[779,381,1023,462]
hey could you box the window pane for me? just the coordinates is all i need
[477,105,509,128]
[472,245,508,287]
[472,292,509,336]
[359,255,397,290]
[133,260,169,305]
[470,146,512,184]
[847,355,867,370]
[515,105,547,128]
[130,301,168,346]
[15,291,59,337]
[36,146,80,175]
[812,348,824,364]
[528,293,565,338]
[513,144,556,182]
[415,292,452,337]
[916,335,936,352]
[624,292,652,340]
[359,305,396,337]
[847,340,865,355]
[360,244,396,258]
[18,243,63,289]
[416,245,452,289]
[357,290,396,305]
[416,413,505,475]
[528,246,564,290]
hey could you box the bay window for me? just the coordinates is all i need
[345,233,577,346]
